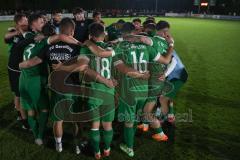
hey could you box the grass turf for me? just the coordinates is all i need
[0,17,240,160]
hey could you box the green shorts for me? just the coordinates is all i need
[82,82,115,122]
[50,92,80,121]
[19,75,49,111]
[146,80,171,103]
[164,79,185,99]
[88,102,115,122]
[117,98,146,123]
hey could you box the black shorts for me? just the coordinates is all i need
[8,68,21,97]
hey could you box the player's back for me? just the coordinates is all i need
[114,41,152,101]
[116,41,150,73]
[80,41,114,92]
[43,41,80,67]
[22,38,49,77]
[44,41,80,85]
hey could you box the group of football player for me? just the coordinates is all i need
[4,7,188,159]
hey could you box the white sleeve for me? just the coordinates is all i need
[47,37,51,45]
[113,60,123,67]
[22,32,30,38]
[164,57,177,77]
[153,52,161,62]
[106,47,116,57]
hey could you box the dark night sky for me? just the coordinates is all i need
[0,0,197,11]
[0,0,239,15]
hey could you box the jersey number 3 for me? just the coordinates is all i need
[24,44,35,61]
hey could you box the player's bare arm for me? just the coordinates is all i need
[52,58,88,72]
[84,68,118,88]
[48,34,80,45]
[123,35,153,46]
[84,40,114,58]
[19,56,43,69]
[4,30,20,43]
[115,62,150,80]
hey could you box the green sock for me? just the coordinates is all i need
[133,122,138,134]
[169,102,174,114]
[28,116,38,138]
[154,127,163,134]
[89,129,100,153]
[103,129,113,150]
[38,112,48,139]
[124,126,134,149]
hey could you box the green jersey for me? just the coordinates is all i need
[79,41,116,119]
[147,35,169,76]
[152,36,169,55]
[147,36,171,102]
[79,41,116,94]
[114,41,158,73]
[114,41,158,105]
[21,38,49,76]
[23,31,36,39]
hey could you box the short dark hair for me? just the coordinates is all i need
[39,11,47,16]
[72,7,84,15]
[144,23,156,36]
[132,18,141,24]
[59,18,76,33]
[42,24,56,36]
[93,11,101,18]
[89,22,105,37]
[121,22,135,34]
[28,14,42,25]
[156,20,170,31]
[14,13,26,24]
[52,9,62,15]
[146,16,155,22]
[144,23,156,30]
[117,19,125,24]
[143,19,155,28]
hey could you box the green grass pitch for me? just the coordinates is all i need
[0,17,240,160]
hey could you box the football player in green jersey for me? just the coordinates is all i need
[79,23,118,159]
[53,22,147,159]
[136,22,175,138]
[113,22,161,157]
[4,13,29,129]
[19,15,80,146]
[156,20,188,123]
[121,21,174,142]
